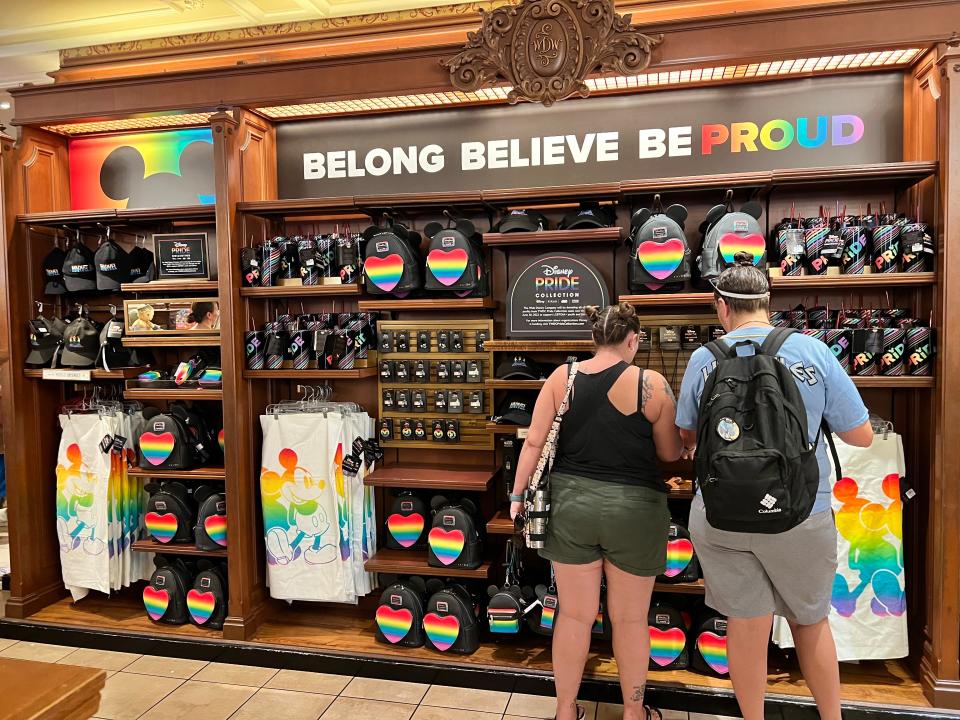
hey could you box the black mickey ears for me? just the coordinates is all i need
[487,584,499,599]
[423,222,444,239]
[741,200,764,220]
[144,482,161,496]
[664,204,688,227]
[425,578,445,595]
[430,495,448,513]
[193,485,216,505]
[407,576,428,597]
[630,208,652,235]
[100,146,146,202]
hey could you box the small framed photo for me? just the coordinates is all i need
[154,232,210,280]
[123,298,221,335]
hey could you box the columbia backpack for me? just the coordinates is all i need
[385,491,429,550]
[194,485,227,551]
[362,220,423,297]
[628,196,690,293]
[658,521,700,584]
[143,557,193,625]
[486,539,534,635]
[374,576,429,648]
[424,581,480,655]
[422,218,488,297]
[427,496,483,569]
[695,327,841,533]
[697,194,766,282]
[691,614,730,677]
[647,603,690,671]
[186,561,228,630]
[138,408,195,470]
[144,481,196,544]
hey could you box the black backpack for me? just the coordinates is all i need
[526,582,560,636]
[375,576,429,648]
[486,539,533,635]
[194,485,227,551]
[697,194,766,284]
[186,561,228,630]
[628,196,690,293]
[144,481,196,544]
[143,557,193,625]
[138,408,195,470]
[98,315,133,371]
[658,521,700,584]
[385,491,430,550]
[647,603,690,671]
[695,327,840,533]
[427,496,483,569]
[424,581,480,655]
[691,614,729,677]
[422,218,488,297]
[362,220,423,296]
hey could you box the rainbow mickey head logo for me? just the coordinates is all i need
[664,538,694,578]
[140,431,175,466]
[143,586,170,621]
[424,612,460,651]
[387,513,425,548]
[186,589,217,625]
[145,511,178,544]
[426,248,469,286]
[697,632,729,675]
[637,239,685,281]
[365,254,405,293]
[428,527,465,566]
[649,626,686,667]
[376,605,414,644]
[204,515,228,547]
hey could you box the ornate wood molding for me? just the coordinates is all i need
[444,0,662,105]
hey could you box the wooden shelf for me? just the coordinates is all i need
[123,387,222,400]
[364,549,492,579]
[620,292,715,307]
[769,272,936,290]
[484,422,527,435]
[243,368,378,379]
[364,464,495,490]
[17,205,215,227]
[121,279,218,294]
[24,367,147,380]
[482,227,623,247]
[240,284,362,298]
[357,297,497,312]
[484,378,546,390]
[483,339,594,352]
[123,335,221,348]
[379,440,493,452]
[131,539,227,558]
[487,510,516,536]
[852,376,934,388]
[654,580,705,595]
[127,467,225,480]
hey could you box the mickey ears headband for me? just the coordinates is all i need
[710,279,770,301]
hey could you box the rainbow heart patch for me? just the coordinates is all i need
[427,248,469,286]
[143,586,170,621]
[365,254,405,293]
[649,626,686,667]
[387,513,425,548]
[592,612,604,634]
[140,431,175,466]
[664,538,694,578]
[204,514,228,547]
[186,589,217,625]
[637,238,685,281]
[428,527,465,566]
[424,612,460,651]
[719,233,765,265]
[217,429,225,453]
[697,631,729,675]
[540,605,556,630]
[376,605,414,644]
[145,511,178,544]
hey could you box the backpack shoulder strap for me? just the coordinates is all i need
[822,420,842,483]
[704,340,728,363]
[760,327,797,357]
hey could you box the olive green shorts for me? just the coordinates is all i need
[539,472,670,577]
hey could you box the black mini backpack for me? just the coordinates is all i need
[691,614,730,677]
[138,407,195,470]
[657,520,701,584]
[427,496,483,570]
[647,602,691,671]
[422,218,488,297]
[628,195,691,293]
[698,193,767,283]
[362,220,423,297]
[374,576,429,648]
[143,557,193,625]
[526,582,560,637]
[194,485,228,551]
[385,491,430,550]
[187,561,228,630]
[144,481,196,545]
[424,581,480,655]
[486,540,534,635]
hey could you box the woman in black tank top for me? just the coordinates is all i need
[510,303,683,720]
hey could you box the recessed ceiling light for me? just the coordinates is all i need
[0,102,11,110]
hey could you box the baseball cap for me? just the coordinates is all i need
[26,316,64,366]
[492,393,536,426]
[127,245,156,284]
[559,203,615,230]
[59,317,101,367]
[496,209,549,233]
[62,241,97,292]
[42,246,67,295]
[95,240,131,290]
[495,355,546,380]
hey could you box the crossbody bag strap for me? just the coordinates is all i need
[528,361,579,495]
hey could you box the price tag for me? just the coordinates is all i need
[42,369,92,382]
[517,427,529,440]
[100,435,114,454]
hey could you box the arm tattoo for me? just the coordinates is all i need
[630,682,646,703]
[662,378,677,408]
[641,374,654,410]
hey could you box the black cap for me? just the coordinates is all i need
[42,247,67,295]
[62,242,97,292]
[26,317,63,366]
[493,393,536,426]
[559,203,615,230]
[59,317,101,367]
[95,241,131,291]
[496,209,549,233]
[495,355,545,380]
[127,245,156,284]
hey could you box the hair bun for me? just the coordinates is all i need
[616,301,637,321]
[584,305,601,323]
[733,251,756,266]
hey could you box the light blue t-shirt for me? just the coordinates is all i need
[675,326,870,514]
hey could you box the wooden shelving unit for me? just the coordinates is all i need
[127,467,226,480]
[852,376,934,388]
[240,284,363,298]
[484,378,547,390]
[482,227,623,247]
[769,272,936,290]
[123,335,221,348]
[24,367,146,380]
[364,464,496,490]
[654,580,705,595]
[379,440,494,452]
[131,540,227,558]
[620,292,714,307]
[364,549,492,579]
[484,339,594,352]
[243,368,378,380]
[357,297,496,312]
[123,387,223,400]
[17,205,216,227]
[484,422,527,435]
[120,279,219,294]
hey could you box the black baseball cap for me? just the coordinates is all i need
[559,202,615,230]
[495,355,546,380]
[62,242,97,292]
[95,240,131,290]
[42,246,67,295]
[496,209,549,233]
[127,245,156,284]
[59,317,101,367]
[493,393,536,426]
[26,317,63,366]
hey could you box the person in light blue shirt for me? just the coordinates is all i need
[676,253,873,720]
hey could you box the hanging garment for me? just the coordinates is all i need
[772,432,908,660]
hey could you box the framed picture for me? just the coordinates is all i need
[154,232,210,280]
[123,298,221,335]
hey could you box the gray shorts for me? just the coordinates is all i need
[688,495,837,625]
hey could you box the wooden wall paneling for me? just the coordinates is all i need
[238,114,277,204]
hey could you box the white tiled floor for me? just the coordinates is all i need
[0,638,741,719]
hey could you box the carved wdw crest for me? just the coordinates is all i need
[444,0,662,106]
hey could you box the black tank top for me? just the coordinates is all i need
[553,361,664,491]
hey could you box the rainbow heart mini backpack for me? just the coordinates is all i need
[424,581,480,655]
[193,485,227,551]
[362,220,423,297]
[374,576,429,648]
[698,193,767,282]
[186,561,228,630]
[657,520,700,584]
[628,195,691,293]
[143,557,193,625]
[485,539,533,635]
[144,481,196,545]
[647,602,690,671]
[138,407,195,470]
[385,491,429,550]
[427,496,483,570]
[422,218,488,297]
[526,581,560,636]
[691,614,730,677]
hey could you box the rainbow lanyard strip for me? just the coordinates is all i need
[488,607,520,633]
